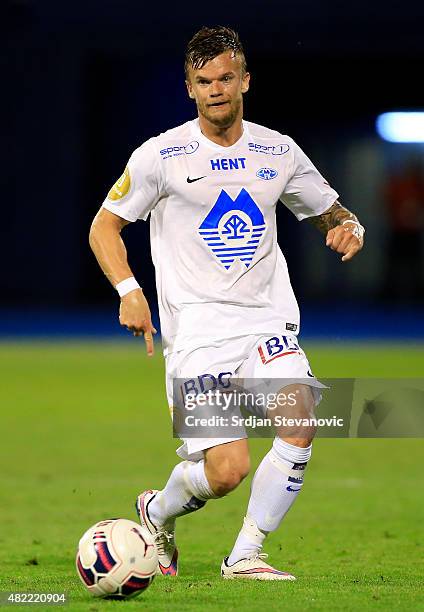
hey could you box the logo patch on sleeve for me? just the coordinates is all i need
[108,166,131,201]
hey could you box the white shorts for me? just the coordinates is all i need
[165,333,325,462]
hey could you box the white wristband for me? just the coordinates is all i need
[342,219,365,240]
[115,277,141,297]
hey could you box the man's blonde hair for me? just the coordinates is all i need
[184,26,247,78]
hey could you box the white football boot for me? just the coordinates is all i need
[221,553,296,581]
[136,489,178,576]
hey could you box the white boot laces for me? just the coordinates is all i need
[154,530,174,556]
[246,552,268,562]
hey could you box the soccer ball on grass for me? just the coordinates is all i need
[76,518,157,599]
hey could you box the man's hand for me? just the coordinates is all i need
[119,289,157,356]
[307,202,365,262]
[325,221,364,262]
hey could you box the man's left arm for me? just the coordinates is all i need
[307,200,365,262]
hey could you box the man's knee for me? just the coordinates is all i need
[204,440,250,497]
[214,456,250,495]
[271,384,318,444]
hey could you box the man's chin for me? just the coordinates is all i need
[204,110,237,128]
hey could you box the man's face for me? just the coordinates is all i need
[186,51,250,128]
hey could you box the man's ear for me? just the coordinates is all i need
[241,72,250,94]
[186,80,195,99]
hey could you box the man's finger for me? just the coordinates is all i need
[144,330,154,356]
[335,227,355,250]
[326,228,335,246]
[328,228,347,249]
[336,233,356,254]
[341,244,360,262]
[124,321,140,331]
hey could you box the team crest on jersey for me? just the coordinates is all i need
[198,189,266,270]
[107,166,130,201]
[256,167,278,180]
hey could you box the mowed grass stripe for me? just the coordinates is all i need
[0,342,423,611]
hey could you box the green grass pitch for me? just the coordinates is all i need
[0,341,423,611]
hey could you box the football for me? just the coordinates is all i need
[76,518,157,599]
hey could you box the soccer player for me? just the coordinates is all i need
[89,26,364,580]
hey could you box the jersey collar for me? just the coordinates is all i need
[191,118,250,152]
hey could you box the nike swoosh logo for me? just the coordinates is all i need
[187,176,206,183]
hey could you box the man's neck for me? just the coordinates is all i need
[198,115,244,147]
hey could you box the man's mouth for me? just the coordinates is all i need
[208,101,229,108]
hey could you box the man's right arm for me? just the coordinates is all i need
[89,207,157,356]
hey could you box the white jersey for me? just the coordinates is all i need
[102,118,338,355]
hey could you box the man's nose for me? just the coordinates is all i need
[209,81,224,97]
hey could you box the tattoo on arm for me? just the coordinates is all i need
[307,201,358,235]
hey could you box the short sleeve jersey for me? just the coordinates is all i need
[102,119,338,355]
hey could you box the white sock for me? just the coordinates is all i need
[227,515,267,566]
[228,439,312,564]
[148,460,217,528]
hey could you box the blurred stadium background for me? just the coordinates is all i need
[3,0,424,338]
[2,1,424,609]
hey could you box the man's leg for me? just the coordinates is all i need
[204,438,251,496]
[137,439,250,574]
[225,384,316,578]
[148,438,250,524]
